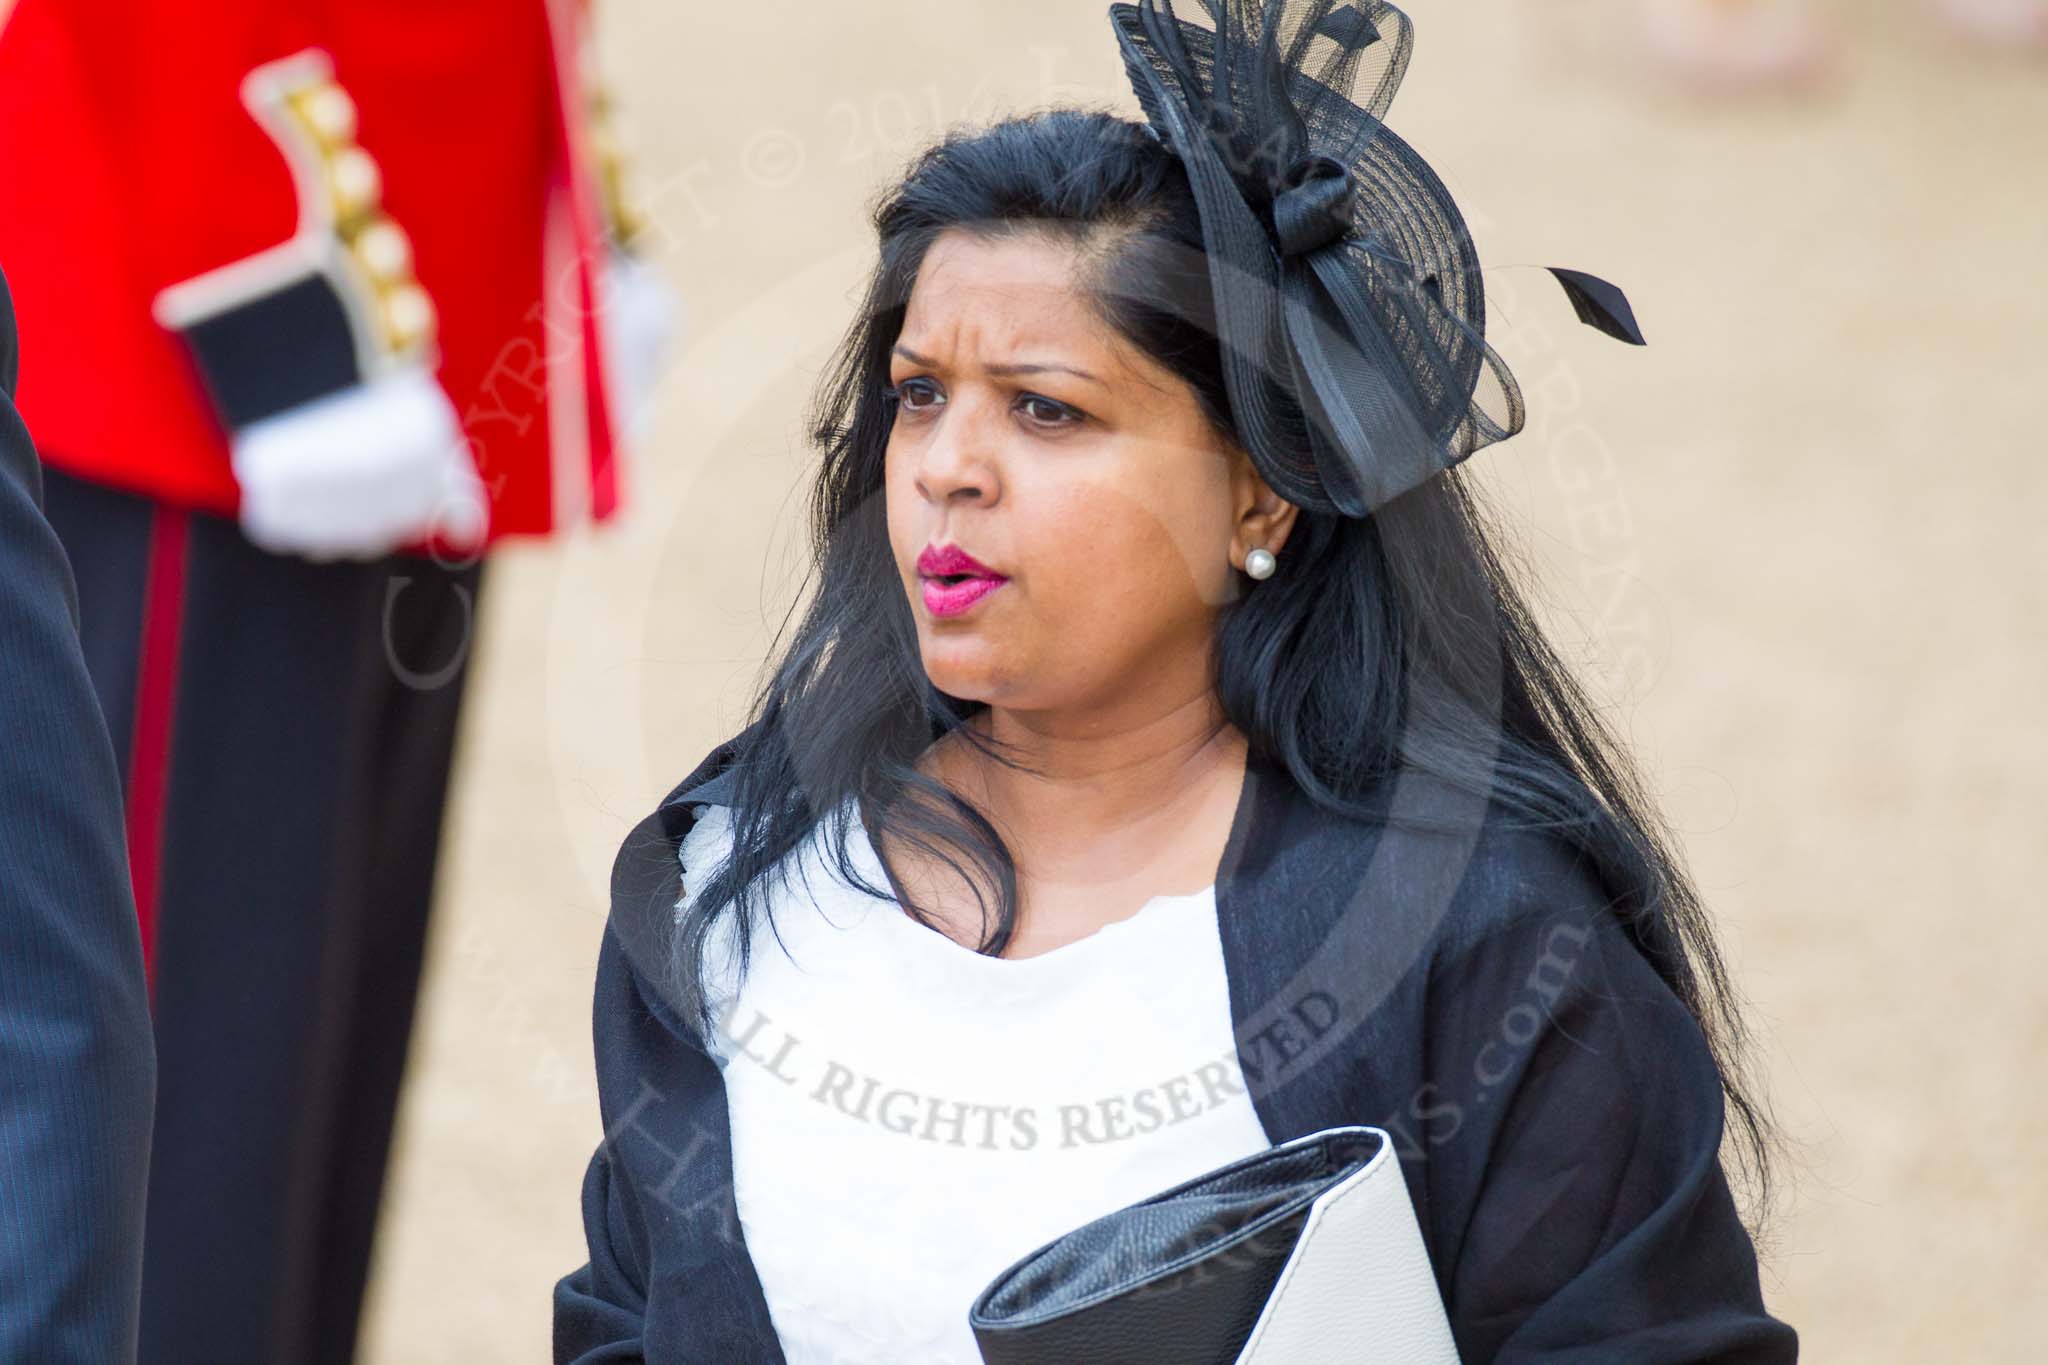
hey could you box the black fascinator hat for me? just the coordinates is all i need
[1109,0,1645,518]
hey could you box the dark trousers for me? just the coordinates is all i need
[42,466,485,1365]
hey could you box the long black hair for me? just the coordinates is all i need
[672,106,1790,1244]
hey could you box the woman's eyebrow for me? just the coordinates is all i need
[892,344,1106,389]
[987,361,1107,389]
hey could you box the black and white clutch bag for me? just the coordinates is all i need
[966,1126,1461,1364]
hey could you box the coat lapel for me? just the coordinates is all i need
[604,723,788,1361]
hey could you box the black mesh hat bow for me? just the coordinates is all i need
[1109,0,1646,518]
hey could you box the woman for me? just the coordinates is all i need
[555,2,1798,1361]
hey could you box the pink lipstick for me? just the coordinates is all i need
[917,543,1009,619]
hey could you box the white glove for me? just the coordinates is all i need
[599,248,679,448]
[230,366,487,561]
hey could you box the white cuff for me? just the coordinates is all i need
[230,367,486,560]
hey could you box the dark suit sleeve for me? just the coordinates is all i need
[0,266,158,1363]
[1424,864,1798,1363]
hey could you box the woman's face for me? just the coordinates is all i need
[884,226,1296,718]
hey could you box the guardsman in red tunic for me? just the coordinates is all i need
[0,2,668,1359]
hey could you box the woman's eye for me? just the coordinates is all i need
[1017,393,1083,427]
[888,378,943,412]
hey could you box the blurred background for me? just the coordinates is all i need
[356,2,2045,1360]
[13,0,2029,1359]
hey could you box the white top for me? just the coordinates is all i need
[678,795,1273,1365]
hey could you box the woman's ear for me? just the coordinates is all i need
[1231,456,1301,569]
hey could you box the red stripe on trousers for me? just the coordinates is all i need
[126,504,190,988]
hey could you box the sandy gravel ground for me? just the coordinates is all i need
[358,3,2047,1360]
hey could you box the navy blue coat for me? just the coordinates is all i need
[555,724,1798,1363]
[0,267,157,1362]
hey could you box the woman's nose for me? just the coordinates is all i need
[913,398,999,506]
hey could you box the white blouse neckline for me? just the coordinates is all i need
[843,795,1220,975]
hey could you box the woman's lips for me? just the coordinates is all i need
[921,573,1008,617]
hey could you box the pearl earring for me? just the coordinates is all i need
[1244,547,1276,580]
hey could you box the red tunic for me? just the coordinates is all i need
[0,0,621,544]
